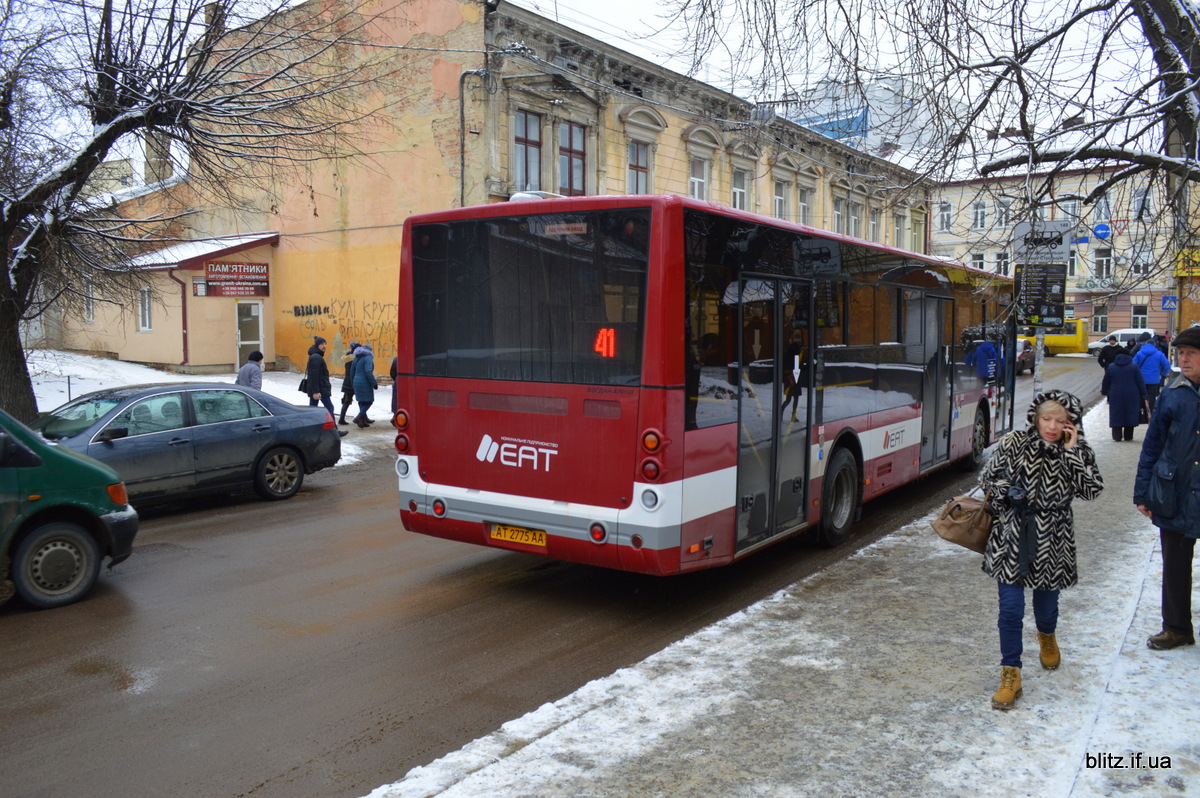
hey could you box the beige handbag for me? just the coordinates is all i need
[931,486,993,554]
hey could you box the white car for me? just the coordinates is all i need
[1087,328,1156,355]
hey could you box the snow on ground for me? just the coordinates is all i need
[24,349,390,466]
[366,404,1200,798]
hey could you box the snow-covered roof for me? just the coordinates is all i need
[130,232,279,270]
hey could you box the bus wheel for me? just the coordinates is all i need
[817,448,860,547]
[958,408,988,472]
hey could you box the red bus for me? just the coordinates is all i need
[394,195,1012,575]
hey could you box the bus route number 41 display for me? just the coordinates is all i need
[594,327,617,358]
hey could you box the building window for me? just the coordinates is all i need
[1060,198,1080,220]
[514,110,542,192]
[1130,241,1151,276]
[1068,249,1078,278]
[1094,247,1113,280]
[1065,303,1075,319]
[797,188,810,225]
[1133,186,1154,220]
[773,180,788,218]
[971,201,987,230]
[137,287,152,332]
[1092,304,1108,334]
[689,157,708,200]
[911,214,926,253]
[848,202,862,238]
[970,252,985,272]
[1132,304,1149,328]
[558,122,586,196]
[627,141,649,194]
[937,201,952,231]
[1092,193,1111,223]
[833,198,846,234]
[869,209,880,241]
[731,169,748,210]
[995,199,1011,227]
[995,250,1010,276]
[894,213,906,247]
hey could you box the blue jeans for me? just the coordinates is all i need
[997,582,1060,668]
[309,394,336,417]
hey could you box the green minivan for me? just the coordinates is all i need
[0,407,138,610]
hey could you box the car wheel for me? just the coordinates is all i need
[12,522,101,609]
[817,447,860,547]
[254,447,304,500]
[957,407,989,472]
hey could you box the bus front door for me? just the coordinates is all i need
[735,278,812,552]
[919,295,953,469]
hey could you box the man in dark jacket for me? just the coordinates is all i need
[306,336,336,417]
[1134,326,1200,651]
[1097,336,1121,370]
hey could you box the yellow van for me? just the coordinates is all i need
[1017,318,1090,356]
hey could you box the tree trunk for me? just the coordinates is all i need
[0,308,39,423]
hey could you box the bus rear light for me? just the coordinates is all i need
[396,459,410,477]
[631,534,643,549]
[640,489,659,510]
[395,434,410,453]
[589,523,607,543]
[642,430,662,452]
[408,500,417,512]
[432,499,447,517]
[394,409,409,429]
[640,459,660,481]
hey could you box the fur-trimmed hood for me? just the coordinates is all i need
[1024,388,1084,429]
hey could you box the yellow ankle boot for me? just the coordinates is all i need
[991,666,1022,710]
[1038,632,1060,670]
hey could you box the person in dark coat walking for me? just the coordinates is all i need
[338,342,360,426]
[351,343,378,428]
[1097,336,1121,370]
[1134,326,1200,651]
[1133,336,1172,411]
[965,339,1003,384]
[1101,351,1147,441]
[979,389,1104,710]
[306,336,335,417]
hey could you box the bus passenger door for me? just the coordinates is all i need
[734,278,812,552]
[919,296,953,469]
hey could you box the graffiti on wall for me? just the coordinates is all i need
[287,299,399,362]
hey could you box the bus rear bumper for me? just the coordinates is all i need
[396,454,694,575]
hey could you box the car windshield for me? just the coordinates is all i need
[30,396,122,440]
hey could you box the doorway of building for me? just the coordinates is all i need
[236,301,264,366]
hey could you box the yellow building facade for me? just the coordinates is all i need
[67,0,932,375]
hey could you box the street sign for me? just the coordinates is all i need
[1162,295,1178,311]
[1094,223,1111,239]
[1014,262,1068,327]
[1012,220,1075,264]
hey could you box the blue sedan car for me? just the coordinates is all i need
[31,384,341,504]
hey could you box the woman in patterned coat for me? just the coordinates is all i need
[978,389,1104,710]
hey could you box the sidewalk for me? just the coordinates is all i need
[369,404,1200,798]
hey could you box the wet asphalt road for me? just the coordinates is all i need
[0,357,1101,798]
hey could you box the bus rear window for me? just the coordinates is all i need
[411,209,649,385]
